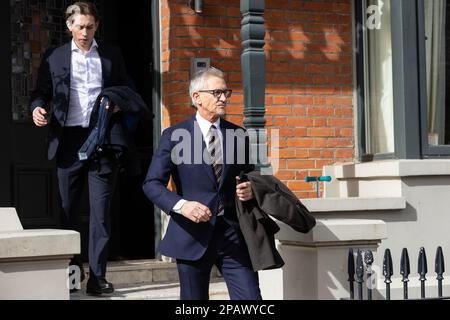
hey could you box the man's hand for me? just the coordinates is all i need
[236,179,254,202]
[32,107,49,127]
[180,201,212,224]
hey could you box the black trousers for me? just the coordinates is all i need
[56,127,118,280]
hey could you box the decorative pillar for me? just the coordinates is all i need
[240,0,268,170]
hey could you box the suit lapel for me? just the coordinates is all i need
[97,43,111,86]
[53,43,72,123]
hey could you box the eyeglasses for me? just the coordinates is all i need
[198,89,232,99]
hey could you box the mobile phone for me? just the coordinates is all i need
[236,171,248,184]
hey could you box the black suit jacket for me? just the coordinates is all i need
[30,41,128,160]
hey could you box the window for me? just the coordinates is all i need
[418,0,450,156]
[424,0,449,146]
[356,0,450,159]
[356,0,395,158]
[363,0,395,155]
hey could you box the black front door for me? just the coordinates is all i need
[1,0,155,260]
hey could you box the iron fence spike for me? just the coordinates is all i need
[364,250,374,301]
[435,246,445,280]
[400,248,410,281]
[356,249,364,282]
[383,249,393,283]
[356,249,364,300]
[418,247,428,279]
[418,247,427,299]
[348,248,355,282]
[364,250,374,266]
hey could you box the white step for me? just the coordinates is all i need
[71,280,229,300]
[80,259,222,286]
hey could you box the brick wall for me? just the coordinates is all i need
[160,0,354,198]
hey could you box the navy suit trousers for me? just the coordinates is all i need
[56,127,118,280]
[176,216,262,300]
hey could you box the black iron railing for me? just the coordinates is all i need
[347,247,447,300]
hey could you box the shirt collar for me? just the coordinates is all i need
[195,112,221,138]
[71,38,98,53]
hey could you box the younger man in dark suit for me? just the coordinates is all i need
[31,1,128,295]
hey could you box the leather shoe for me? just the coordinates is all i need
[86,278,114,295]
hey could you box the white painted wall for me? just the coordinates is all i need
[260,160,450,300]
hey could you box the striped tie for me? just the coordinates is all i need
[208,125,224,215]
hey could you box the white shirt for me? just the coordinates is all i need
[172,112,223,214]
[66,39,103,127]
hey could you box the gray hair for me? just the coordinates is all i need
[189,67,225,108]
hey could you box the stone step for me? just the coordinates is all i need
[80,259,222,287]
[71,280,230,300]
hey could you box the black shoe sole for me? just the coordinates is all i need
[86,288,115,295]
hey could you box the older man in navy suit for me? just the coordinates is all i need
[143,67,262,300]
[30,1,128,295]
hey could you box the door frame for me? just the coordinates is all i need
[151,0,162,258]
[0,0,12,206]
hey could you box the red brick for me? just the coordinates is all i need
[321,149,335,158]
[287,117,314,127]
[287,160,316,170]
[335,107,353,117]
[307,107,335,117]
[295,150,310,159]
[327,118,354,127]
[287,96,314,106]
[279,149,297,159]
[325,97,353,107]
[292,106,307,116]
[316,160,336,170]
[314,138,328,148]
[267,106,292,115]
[306,64,339,75]
[313,118,327,127]
[337,128,354,137]
[274,170,296,180]
[287,137,314,148]
[272,96,287,105]
[308,128,336,137]
[335,149,354,159]
[327,138,353,148]
[287,181,312,191]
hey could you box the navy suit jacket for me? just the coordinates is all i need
[143,116,253,261]
[30,41,128,160]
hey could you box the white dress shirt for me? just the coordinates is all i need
[172,112,223,214]
[66,39,103,127]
